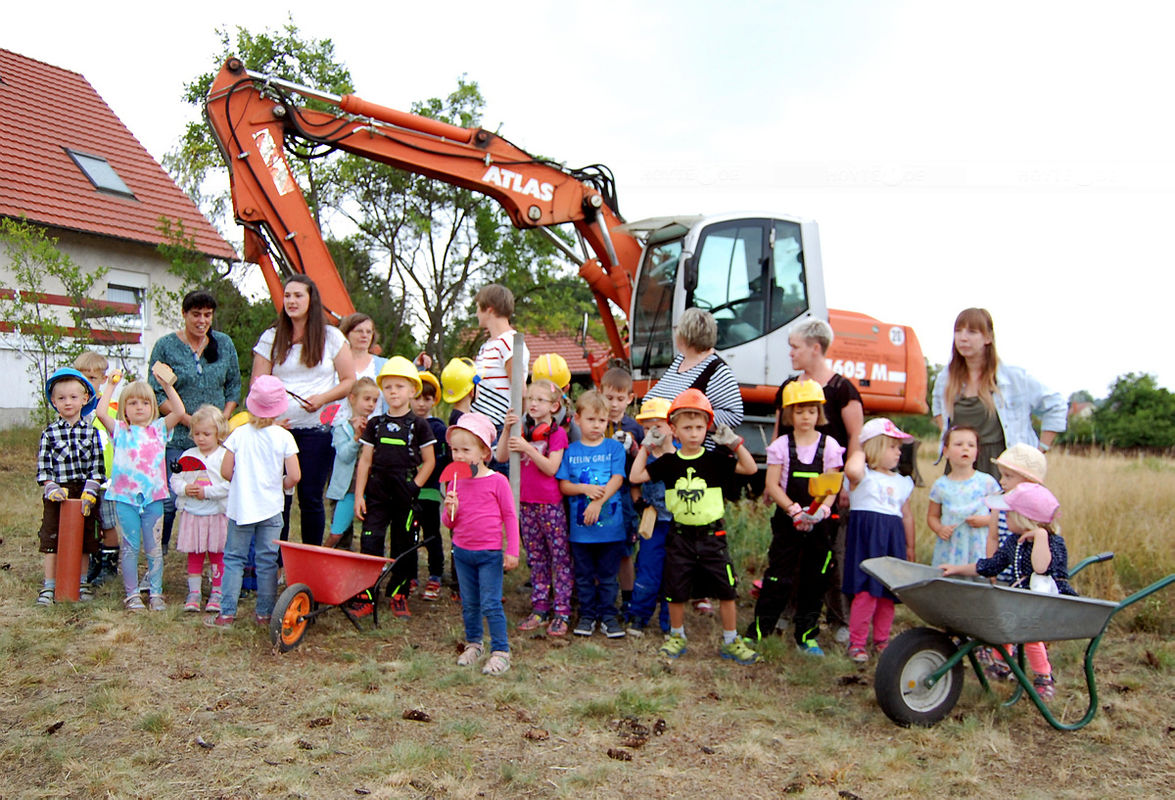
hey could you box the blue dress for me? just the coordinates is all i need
[843,468,914,601]
[928,471,1001,566]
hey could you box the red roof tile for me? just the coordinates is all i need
[0,49,235,261]
[524,330,612,377]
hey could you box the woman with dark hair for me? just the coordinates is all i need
[252,275,355,546]
[932,308,1066,479]
[150,290,241,552]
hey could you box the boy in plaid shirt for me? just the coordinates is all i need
[36,368,106,605]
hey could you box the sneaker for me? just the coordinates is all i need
[692,598,714,616]
[422,579,442,601]
[547,615,569,637]
[659,634,688,658]
[1033,674,1056,701]
[602,618,626,638]
[347,601,374,619]
[204,613,234,627]
[626,620,648,638]
[205,592,222,614]
[148,595,167,612]
[721,637,760,665]
[573,617,597,637]
[874,640,889,655]
[125,594,146,611]
[389,594,411,617]
[518,612,548,632]
[847,645,869,663]
[79,583,95,602]
[798,640,826,657]
[184,592,202,612]
[985,661,1014,682]
[36,587,54,606]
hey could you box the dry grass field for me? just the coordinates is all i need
[0,427,1171,799]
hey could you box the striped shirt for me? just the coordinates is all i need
[37,417,105,485]
[470,329,528,426]
[644,353,744,448]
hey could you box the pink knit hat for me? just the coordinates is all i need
[246,375,289,418]
[446,411,497,452]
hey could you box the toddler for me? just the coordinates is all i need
[170,405,230,612]
[927,426,1000,566]
[325,377,381,550]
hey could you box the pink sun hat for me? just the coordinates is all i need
[446,411,497,451]
[246,374,289,418]
[859,417,913,444]
[985,483,1060,525]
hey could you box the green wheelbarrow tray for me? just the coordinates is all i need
[860,555,1174,730]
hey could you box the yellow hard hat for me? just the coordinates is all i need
[441,357,478,403]
[782,379,825,407]
[377,356,423,393]
[531,353,571,389]
[417,369,440,397]
[635,396,672,422]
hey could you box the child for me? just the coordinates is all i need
[442,413,520,675]
[626,397,674,635]
[928,426,1000,567]
[630,389,760,664]
[325,377,381,551]
[497,379,571,635]
[988,444,1048,584]
[531,352,578,442]
[441,356,478,427]
[469,284,528,427]
[35,368,105,605]
[600,366,644,620]
[412,370,449,601]
[557,390,628,638]
[96,365,186,611]
[355,356,437,616]
[941,482,1072,699]
[745,380,845,655]
[842,418,915,662]
[75,351,120,589]
[207,375,300,627]
[170,405,231,612]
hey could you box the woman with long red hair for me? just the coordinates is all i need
[932,308,1065,479]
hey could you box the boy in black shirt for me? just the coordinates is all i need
[630,389,759,664]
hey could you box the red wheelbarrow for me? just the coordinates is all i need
[270,541,398,652]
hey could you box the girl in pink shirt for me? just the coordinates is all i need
[442,413,520,676]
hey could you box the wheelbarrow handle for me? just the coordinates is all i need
[1069,551,1114,578]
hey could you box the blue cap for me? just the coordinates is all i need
[45,367,99,417]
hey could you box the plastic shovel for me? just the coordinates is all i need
[806,471,844,514]
[439,461,474,512]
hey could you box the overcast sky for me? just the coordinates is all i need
[6,0,1174,399]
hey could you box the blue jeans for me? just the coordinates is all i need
[114,500,164,597]
[571,540,626,624]
[629,519,671,632]
[452,545,509,653]
[284,427,333,547]
[160,443,186,549]
[221,513,283,619]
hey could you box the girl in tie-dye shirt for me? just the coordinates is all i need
[97,365,186,611]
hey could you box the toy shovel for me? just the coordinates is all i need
[439,461,474,512]
[176,455,208,472]
[319,404,340,425]
[806,471,844,514]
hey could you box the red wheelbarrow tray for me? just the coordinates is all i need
[278,540,393,607]
[861,557,1119,644]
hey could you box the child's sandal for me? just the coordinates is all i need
[36,588,55,606]
[481,650,511,676]
[456,642,484,667]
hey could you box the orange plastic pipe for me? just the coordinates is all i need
[55,498,84,602]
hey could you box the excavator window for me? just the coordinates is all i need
[692,221,770,349]
[769,220,808,330]
[631,238,682,375]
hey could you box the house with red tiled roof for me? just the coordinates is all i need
[523,330,612,386]
[0,48,234,426]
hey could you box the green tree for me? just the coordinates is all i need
[1091,373,1175,449]
[0,218,113,424]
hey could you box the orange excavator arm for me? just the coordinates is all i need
[205,57,640,356]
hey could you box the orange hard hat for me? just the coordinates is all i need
[667,388,714,428]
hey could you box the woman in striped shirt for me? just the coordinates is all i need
[643,308,743,448]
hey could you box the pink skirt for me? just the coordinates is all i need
[176,511,228,554]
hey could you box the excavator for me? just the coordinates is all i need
[205,58,927,452]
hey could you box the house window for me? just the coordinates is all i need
[106,284,144,328]
[65,149,135,198]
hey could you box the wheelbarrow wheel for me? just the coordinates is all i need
[875,627,964,727]
[271,583,313,652]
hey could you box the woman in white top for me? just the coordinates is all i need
[252,275,356,546]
